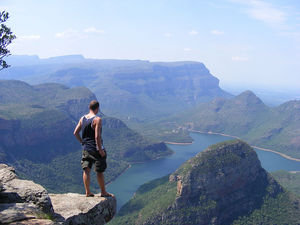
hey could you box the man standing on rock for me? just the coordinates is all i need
[73,100,112,197]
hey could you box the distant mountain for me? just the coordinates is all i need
[0,55,232,121]
[153,90,300,159]
[0,80,171,193]
[111,140,300,225]
[5,54,86,66]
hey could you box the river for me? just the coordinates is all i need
[107,132,300,210]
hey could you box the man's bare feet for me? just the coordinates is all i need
[100,192,113,197]
[86,193,95,197]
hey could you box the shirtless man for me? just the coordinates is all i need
[73,100,111,197]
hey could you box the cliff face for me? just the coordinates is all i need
[0,164,116,225]
[112,140,300,225]
[96,62,232,120]
[112,63,228,101]
[164,140,282,225]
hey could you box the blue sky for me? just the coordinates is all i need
[1,0,300,90]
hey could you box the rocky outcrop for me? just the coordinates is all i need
[50,193,116,225]
[0,164,54,224]
[164,140,283,225]
[0,164,116,225]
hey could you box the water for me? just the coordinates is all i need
[107,132,300,210]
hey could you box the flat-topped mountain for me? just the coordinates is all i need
[1,55,232,121]
[0,80,171,193]
[111,140,300,225]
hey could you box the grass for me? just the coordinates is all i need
[271,171,300,197]
[232,192,300,225]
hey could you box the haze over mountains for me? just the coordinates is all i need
[2,55,232,121]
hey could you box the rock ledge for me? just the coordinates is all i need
[0,164,116,225]
[50,193,116,225]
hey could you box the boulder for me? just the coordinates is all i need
[0,164,54,224]
[50,193,116,225]
[0,164,53,214]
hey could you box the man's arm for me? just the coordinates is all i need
[95,117,106,157]
[73,117,83,144]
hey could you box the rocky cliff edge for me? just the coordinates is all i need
[0,164,116,225]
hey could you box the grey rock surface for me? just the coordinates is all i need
[0,164,17,183]
[0,164,53,214]
[0,163,116,225]
[0,164,54,224]
[0,203,53,224]
[50,193,116,225]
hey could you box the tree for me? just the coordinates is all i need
[0,11,16,70]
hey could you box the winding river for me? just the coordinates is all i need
[107,132,300,210]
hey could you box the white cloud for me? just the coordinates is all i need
[211,30,224,35]
[230,0,286,26]
[163,32,172,38]
[84,27,105,34]
[55,27,104,39]
[184,47,192,52]
[230,0,300,43]
[19,35,41,40]
[55,29,80,39]
[231,56,249,61]
[248,1,285,24]
[189,30,199,35]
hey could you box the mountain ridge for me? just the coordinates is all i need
[1,55,233,121]
[149,90,300,159]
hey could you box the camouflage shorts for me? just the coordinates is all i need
[81,149,107,173]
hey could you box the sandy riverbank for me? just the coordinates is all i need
[289,171,300,174]
[165,141,193,145]
[167,129,300,162]
[252,145,300,162]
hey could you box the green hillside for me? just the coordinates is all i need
[0,80,171,193]
[272,171,300,196]
[148,91,300,159]
[110,140,300,225]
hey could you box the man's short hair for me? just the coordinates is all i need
[89,100,99,111]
